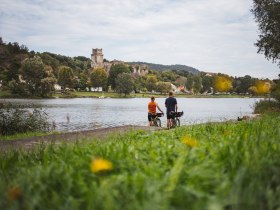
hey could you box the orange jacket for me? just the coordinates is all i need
[148,101,157,113]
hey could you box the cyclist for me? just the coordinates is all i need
[165,91,178,128]
[148,96,164,126]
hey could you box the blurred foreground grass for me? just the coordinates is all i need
[0,113,279,210]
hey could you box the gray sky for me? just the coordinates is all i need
[1,0,279,79]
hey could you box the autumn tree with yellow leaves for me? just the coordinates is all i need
[249,80,272,95]
[213,75,233,93]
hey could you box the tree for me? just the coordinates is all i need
[251,0,280,66]
[175,76,188,86]
[75,73,89,91]
[21,56,46,96]
[41,66,57,96]
[41,77,57,96]
[6,59,21,83]
[160,70,178,82]
[252,1,280,108]
[271,75,280,102]
[134,76,146,92]
[115,73,134,96]
[156,82,172,94]
[90,68,108,90]
[233,75,254,94]
[0,39,29,87]
[8,79,28,96]
[192,75,202,94]
[58,66,74,90]
[249,79,272,95]
[185,75,194,91]
[20,57,56,97]
[108,64,130,89]
[213,75,233,93]
[146,75,158,92]
[201,74,214,94]
[39,52,60,77]
[185,74,202,94]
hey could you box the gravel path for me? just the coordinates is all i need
[0,125,163,151]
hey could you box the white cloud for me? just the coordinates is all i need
[0,0,279,79]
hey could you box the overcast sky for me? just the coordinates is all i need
[1,0,279,79]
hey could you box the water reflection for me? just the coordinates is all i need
[1,98,260,132]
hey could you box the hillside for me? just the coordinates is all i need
[127,61,200,74]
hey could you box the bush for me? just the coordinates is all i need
[8,79,29,97]
[253,99,280,114]
[0,103,51,135]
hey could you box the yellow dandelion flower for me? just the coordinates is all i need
[223,131,229,136]
[90,158,113,173]
[182,136,198,148]
[8,186,23,201]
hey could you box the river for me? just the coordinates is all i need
[1,97,261,132]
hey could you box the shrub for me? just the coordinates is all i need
[8,79,29,97]
[253,99,280,114]
[0,103,51,135]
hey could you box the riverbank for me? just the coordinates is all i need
[0,113,279,209]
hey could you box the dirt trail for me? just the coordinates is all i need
[0,125,163,151]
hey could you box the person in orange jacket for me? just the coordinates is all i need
[148,96,164,126]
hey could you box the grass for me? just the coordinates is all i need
[0,114,280,210]
[0,131,60,141]
[0,90,13,98]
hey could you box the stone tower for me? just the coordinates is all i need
[91,48,104,68]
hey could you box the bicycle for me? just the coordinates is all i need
[152,112,164,127]
[169,111,184,128]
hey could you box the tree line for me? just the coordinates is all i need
[0,37,276,97]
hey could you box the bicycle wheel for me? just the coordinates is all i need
[156,118,161,127]
[170,119,176,128]
[175,118,180,127]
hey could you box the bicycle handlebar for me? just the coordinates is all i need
[170,111,184,117]
[156,112,164,117]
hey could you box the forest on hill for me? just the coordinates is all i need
[127,62,200,74]
[0,37,274,97]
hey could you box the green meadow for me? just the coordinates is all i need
[0,114,280,210]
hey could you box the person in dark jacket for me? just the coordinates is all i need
[165,92,178,128]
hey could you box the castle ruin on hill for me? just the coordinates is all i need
[91,48,148,76]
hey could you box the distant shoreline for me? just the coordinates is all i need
[0,90,266,99]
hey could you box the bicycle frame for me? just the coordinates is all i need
[169,111,183,129]
[152,113,163,127]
